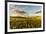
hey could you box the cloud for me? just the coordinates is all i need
[15,5,25,11]
[35,11,41,14]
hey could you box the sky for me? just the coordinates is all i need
[9,4,42,16]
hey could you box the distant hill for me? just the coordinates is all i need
[10,16,41,21]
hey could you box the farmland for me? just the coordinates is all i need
[10,16,41,29]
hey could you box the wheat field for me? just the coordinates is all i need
[10,16,41,29]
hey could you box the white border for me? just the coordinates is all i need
[7,2,43,32]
